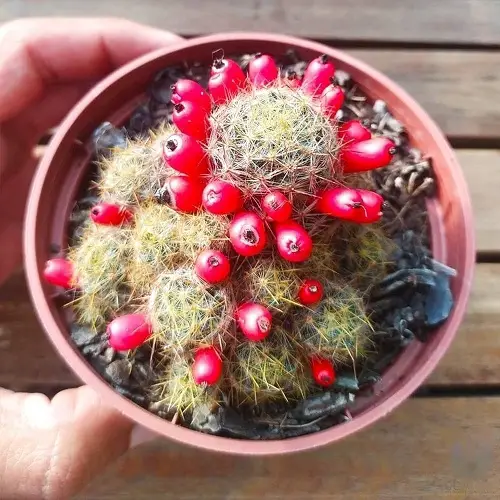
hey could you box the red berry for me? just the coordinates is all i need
[211,58,245,80]
[170,79,211,112]
[298,279,324,305]
[209,59,246,105]
[320,84,345,118]
[284,70,302,89]
[248,53,278,87]
[301,54,335,96]
[90,203,132,226]
[236,302,272,342]
[262,191,292,222]
[164,175,204,213]
[202,180,243,215]
[342,137,396,173]
[358,189,385,223]
[192,346,223,385]
[338,120,371,144]
[310,356,336,387]
[229,212,267,257]
[173,102,210,141]
[275,221,313,263]
[317,187,383,224]
[195,249,231,284]
[43,258,74,289]
[107,314,152,351]
[162,133,209,177]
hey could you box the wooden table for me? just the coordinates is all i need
[1,1,500,498]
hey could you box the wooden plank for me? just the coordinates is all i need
[1,263,499,388]
[458,150,500,255]
[347,50,500,140]
[77,397,500,499]
[428,264,500,386]
[2,0,500,45]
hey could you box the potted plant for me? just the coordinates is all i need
[24,33,474,455]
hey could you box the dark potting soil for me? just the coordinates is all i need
[64,50,455,440]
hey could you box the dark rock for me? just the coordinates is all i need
[102,347,116,364]
[104,359,132,386]
[423,272,454,327]
[70,324,97,347]
[92,122,127,154]
[289,392,354,421]
[115,386,147,406]
[131,363,153,387]
[81,340,107,357]
[127,104,153,137]
[333,374,359,392]
[191,404,223,434]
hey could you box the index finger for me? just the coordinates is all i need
[0,17,183,122]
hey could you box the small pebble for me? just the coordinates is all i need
[92,122,127,154]
[104,359,132,386]
[372,99,387,114]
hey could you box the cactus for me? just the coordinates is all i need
[98,123,175,206]
[208,86,339,196]
[129,203,230,293]
[56,54,402,420]
[339,224,396,291]
[68,223,132,329]
[229,327,310,405]
[241,256,302,313]
[148,268,234,350]
[297,283,373,364]
[153,353,221,415]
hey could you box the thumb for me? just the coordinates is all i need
[0,386,133,499]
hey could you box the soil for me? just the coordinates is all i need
[64,50,455,439]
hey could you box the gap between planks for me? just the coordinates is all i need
[76,397,500,499]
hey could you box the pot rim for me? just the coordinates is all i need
[24,32,475,456]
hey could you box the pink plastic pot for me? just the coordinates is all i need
[24,33,475,456]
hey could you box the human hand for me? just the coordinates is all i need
[0,18,182,498]
[0,17,182,286]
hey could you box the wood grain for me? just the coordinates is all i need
[2,0,500,46]
[347,50,500,140]
[457,150,500,254]
[77,397,500,499]
[1,264,499,388]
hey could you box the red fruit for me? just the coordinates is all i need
[229,212,267,257]
[284,70,301,89]
[163,133,209,177]
[338,120,371,144]
[310,356,336,387]
[107,314,152,351]
[317,187,383,224]
[248,53,278,87]
[211,58,245,80]
[262,191,292,222]
[236,302,272,342]
[43,258,74,289]
[298,279,324,305]
[209,59,246,105]
[173,102,210,141]
[192,346,223,385]
[358,189,385,223]
[342,137,396,173]
[195,249,231,284]
[320,84,345,118]
[164,175,204,213]
[275,221,313,263]
[301,54,335,96]
[90,203,132,226]
[202,180,243,215]
[170,79,211,112]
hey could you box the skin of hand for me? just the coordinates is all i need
[0,18,183,499]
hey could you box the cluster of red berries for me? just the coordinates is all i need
[43,52,396,391]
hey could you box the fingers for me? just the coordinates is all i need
[0,386,133,499]
[0,18,183,121]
